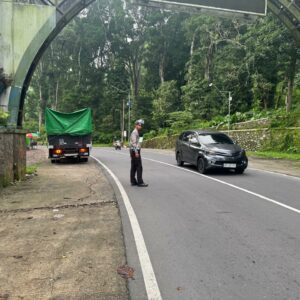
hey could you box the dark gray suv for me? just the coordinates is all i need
[175,130,248,174]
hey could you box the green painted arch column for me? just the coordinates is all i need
[268,0,300,43]
[0,3,57,127]
[10,5,57,127]
[0,0,96,127]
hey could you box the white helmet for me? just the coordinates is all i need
[135,119,144,125]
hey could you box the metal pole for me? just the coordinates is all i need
[121,99,125,144]
[209,83,232,134]
[128,97,131,143]
[228,91,232,134]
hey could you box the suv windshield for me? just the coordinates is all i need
[198,133,233,145]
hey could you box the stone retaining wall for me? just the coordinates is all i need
[143,127,300,152]
[228,128,300,152]
[0,128,26,188]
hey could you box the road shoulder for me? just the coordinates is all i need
[0,156,129,299]
[248,156,300,178]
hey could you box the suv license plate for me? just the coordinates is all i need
[224,163,236,168]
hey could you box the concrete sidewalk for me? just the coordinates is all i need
[0,153,129,299]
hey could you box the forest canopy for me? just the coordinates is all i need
[24,0,300,143]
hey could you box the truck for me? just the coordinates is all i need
[45,108,92,163]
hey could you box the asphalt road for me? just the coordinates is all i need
[92,147,300,300]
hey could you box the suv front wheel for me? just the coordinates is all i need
[235,168,245,174]
[197,157,207,174]
[176,152,184,166]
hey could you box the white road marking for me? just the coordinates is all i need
[248,167,300,181]
[91,156,162,300]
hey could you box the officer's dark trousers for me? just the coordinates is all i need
[130,151,143,184]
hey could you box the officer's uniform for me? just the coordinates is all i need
[129,120,147,187]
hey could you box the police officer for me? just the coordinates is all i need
[129,119,148,187]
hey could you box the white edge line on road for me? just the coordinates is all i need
[91,156,162,300]
[142,157,300,215]
[248,167,300,181]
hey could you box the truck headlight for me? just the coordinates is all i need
[53,149,63,155]
[79,148,88,153]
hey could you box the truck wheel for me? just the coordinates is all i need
[51,159,56,164]
[81,158,88,162]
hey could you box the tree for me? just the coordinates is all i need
[152,81,180,128]
[25,0,300,139]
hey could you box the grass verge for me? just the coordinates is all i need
[92,144,111,147]
[248,151,300,161]
[26,164,37,175]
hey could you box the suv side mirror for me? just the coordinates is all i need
[190,137,199,146]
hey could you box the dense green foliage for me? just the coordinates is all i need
[0,108,9,126]
[248,151,300,161]
[24,0,300,144]
[26,164,37,174]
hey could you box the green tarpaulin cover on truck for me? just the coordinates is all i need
[45,108,92,136]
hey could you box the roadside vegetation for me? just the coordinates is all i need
[144,108,300,138]
[26,164,37,175]
[248,151,300,161]
[0,108,9,126]
[22,0,300,157]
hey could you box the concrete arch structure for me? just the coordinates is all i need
[268,0,300,42]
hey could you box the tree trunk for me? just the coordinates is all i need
[285,46,297,113]
[55,81,59,110]
[127,65,136,120]
[77,44,82,86]
[205,43,214,82]
[275,79,286,109]
[38,83,43,132]
[36,62,46,132]
[129,56,141,118]
[263,98,268,110]
[187,32,196,80]
[159,54,165,84]
[286,79,293,112]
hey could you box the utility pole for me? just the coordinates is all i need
[209,83,232,134]
[121,99,125,144]
[127,95,131,143]
[228,91,232,134]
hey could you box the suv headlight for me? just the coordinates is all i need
[204,149,216,155]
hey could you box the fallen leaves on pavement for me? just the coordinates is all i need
[117,265,135,280]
